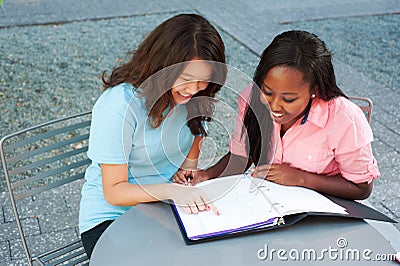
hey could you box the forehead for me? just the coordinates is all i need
[263,66,310,93]
[181,60,212,79]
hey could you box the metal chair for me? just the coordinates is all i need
[348,96,373,123]
[0,111,91,265]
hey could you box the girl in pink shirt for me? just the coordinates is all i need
[174,30,380,200]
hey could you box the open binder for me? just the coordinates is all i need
[171,174,396,245]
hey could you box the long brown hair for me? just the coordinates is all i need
[102,14,226,135]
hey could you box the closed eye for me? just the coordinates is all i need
[283,97,297,103]
[261,90,272,96]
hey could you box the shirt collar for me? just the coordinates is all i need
[301,98,329,128]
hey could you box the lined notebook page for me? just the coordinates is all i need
[254,180,347,215]
[175,175,347,240]
[175,175,280,239]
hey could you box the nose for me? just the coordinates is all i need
[269,96,282,111]
[186,81,202,94]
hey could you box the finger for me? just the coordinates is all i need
[207,202,220,216]
[254,164,271,172]
[191,171,209,185]
[200,195,219,216]
[190,176,201,186]
[195,201,207,212]
[172,174,183,184]
[180,168,193,176]
[251,165,270,177]
[265,173,279,182]
[252,169,269,178]
[190,174,205,186]
[182,206,192,214]
[188,203,198,214]
[176,172,189,185]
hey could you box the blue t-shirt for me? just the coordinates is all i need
[79,83,194,233]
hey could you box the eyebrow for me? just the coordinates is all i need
[262,83,299,95]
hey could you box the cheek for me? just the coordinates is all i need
[285,101,309,116]
[259,94,268,105]
[198,82,209,92]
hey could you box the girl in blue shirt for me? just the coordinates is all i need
[79,13,226,258]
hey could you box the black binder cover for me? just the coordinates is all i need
[171,195,396,245]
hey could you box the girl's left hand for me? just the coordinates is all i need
[251,163,304,186]
[173,168,193,185]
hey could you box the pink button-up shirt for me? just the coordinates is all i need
[229,84,380,184]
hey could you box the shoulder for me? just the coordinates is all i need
[92,83,144,112]
[328,96,367,124]
[94,83,136,106]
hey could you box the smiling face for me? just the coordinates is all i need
[259,66,313,132]
[171,58,212,105]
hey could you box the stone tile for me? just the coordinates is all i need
[3,196,68,222]
[0,191,10,207]
[39,209,79,233]
[381,199,400,218]
[372,121,400,153]
[2,197,33,223]
[0,258,28,266]
[0,218,40,241]
[374,150,400,170]
[0,206,4,225]
[0,0,190,28]
[32,179,85,201]
[374,164,400,186]
[0,241,10,263]
[9,228,79,261]
[65,193,82,209]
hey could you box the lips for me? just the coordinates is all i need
[271,111,285,118]
[178,92,192,100]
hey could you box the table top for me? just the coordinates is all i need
[90,201,399,265]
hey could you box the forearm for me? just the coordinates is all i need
[299,171,373,200]
[103,181,176,206]
[180,136,202,170]
[206,152,251,178]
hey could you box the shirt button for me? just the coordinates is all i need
[308,155,313,160]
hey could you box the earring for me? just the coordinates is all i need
[311,94,316,99]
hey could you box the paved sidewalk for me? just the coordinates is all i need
[0,0,399,265]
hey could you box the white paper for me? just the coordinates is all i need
[175,175,347,240]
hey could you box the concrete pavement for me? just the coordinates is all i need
[0,0,399,264]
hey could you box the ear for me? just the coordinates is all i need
[310,86,318,98]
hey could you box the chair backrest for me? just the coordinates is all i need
[348,96,373,123]
[0,111,91,265]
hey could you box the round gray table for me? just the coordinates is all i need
[90,202,399,265]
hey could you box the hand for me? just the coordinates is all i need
[173,168,192,186]
[170,184,219,215]
[190,169,211,186]
[251,163,304,187]
[172,169,211,186]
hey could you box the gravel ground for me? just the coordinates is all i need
[1,12,398,192]
[0,12,259,191]
[289,13,399,92]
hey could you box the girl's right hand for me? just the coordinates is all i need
[170,184,219,215]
